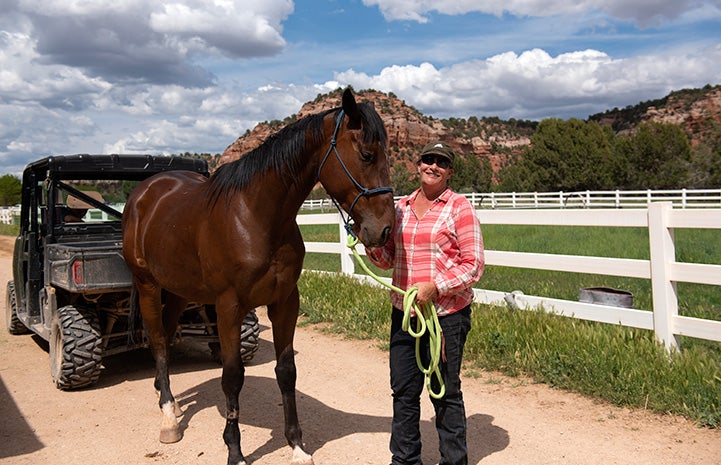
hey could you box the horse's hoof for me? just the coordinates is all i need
[291,445,314,465]
[291,460,313,465]
[173,401,183,417]
[159,427,182,444]
[291,458,314,465]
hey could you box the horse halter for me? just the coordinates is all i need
[317,109,394,236]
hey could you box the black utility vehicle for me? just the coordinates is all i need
[6,155,259,389]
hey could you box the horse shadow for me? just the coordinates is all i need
[172,369,509,464]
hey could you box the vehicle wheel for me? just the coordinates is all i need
[240,308,260,362]
[49,305,103,390]
[208,308,260,364]
[6,281,29,335]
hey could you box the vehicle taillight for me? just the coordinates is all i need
[72,261,83,285]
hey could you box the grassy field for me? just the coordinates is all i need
[297,269,721,428]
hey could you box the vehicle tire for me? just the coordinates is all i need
[6,281,29,335]
[208,308,260,364]
[240,308,260,362]
[49,305,103,390]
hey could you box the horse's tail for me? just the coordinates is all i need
[127,284,141,346]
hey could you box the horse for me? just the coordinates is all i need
[121,88,395,465]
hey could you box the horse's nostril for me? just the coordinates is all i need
[381,225,392,244]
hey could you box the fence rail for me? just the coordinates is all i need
[298,202,721,352]
[3,189,719,224]
[0,205,20,224]
[302,188,721,211]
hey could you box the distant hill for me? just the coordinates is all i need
[589,84,721,151]
[221,84,721,179]
[221,88,535,175]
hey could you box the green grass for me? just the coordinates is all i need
[0,224,19,236]
[298,271,721,428]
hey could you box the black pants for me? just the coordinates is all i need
[389,305,471,465]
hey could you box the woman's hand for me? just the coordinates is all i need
[414,281,438,306]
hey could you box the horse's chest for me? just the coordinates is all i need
[215,240,303,304]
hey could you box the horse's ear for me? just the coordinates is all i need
[342,87,362,129]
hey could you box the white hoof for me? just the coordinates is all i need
[159,401,181,443]
[291,445,314,465]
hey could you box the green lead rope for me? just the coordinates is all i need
[346,234,446,399]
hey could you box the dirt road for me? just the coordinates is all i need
[0,235,718,464]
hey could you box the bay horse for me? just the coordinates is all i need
[121,88,394,465]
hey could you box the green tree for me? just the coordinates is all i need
[615,122,691,189]
[392,162,418,196]
[496,119,607,192]
[450,153,492,193]
[496,154,535,192]
[515,118,616,192]
[686,122,721,188]
[0,174,21,206]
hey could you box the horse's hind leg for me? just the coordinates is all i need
[138,283,185,443]
[268,288,314,465]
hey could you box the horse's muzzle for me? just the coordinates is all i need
[355,221,393,248]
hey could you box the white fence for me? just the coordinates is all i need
[2,189,718,224]
[302,188,721,211]
[0,206,20,224]
[298,202,721,352]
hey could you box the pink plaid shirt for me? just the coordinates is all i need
[366,187,484,316]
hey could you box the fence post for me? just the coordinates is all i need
[338,214,355,275]
[648,202,680,352]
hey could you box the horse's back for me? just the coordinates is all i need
[122,170,209,283]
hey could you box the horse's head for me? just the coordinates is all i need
[318,88,395,247]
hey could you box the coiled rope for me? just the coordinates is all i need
[346,234,445,399]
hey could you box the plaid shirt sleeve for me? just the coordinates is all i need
[433,194,484,298]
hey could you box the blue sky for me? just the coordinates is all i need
[1,0,720,174]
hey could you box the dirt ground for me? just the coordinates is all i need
[0,235,718,465]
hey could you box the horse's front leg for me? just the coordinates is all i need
[217,294,248,465]
[268,288,314,465]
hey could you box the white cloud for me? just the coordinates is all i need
[363,0,721,26]
[149,0,293,57]
[3,0,293,87]
[335,45,721,119]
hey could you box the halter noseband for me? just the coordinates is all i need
[317,109,394,237]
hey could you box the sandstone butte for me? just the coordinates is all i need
[221,86,721,178]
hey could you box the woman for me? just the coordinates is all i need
[367,141,484,465]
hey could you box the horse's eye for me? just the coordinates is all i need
[360,151,374,162]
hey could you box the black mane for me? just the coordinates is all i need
[206,102,387,206]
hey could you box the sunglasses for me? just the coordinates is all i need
[420,154,451,169]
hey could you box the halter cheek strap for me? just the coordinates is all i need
[317,109,394,237]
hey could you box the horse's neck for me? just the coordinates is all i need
[243,161,319,225]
